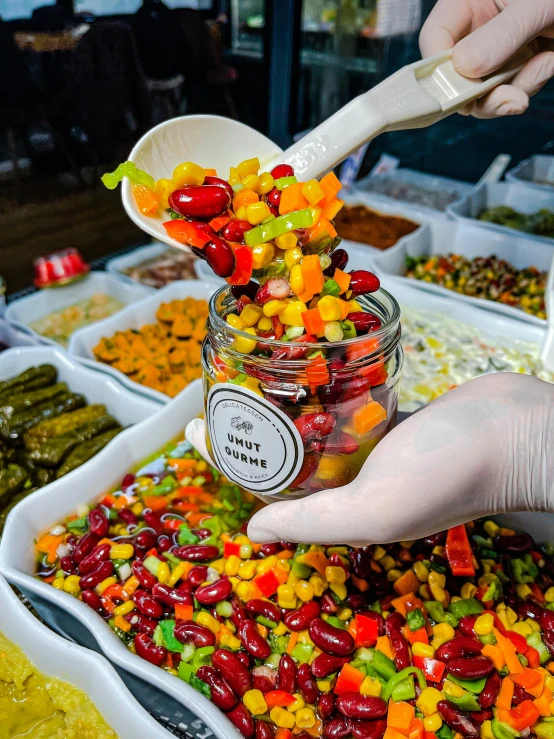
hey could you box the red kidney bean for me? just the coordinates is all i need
[132,589,164,619]
[203,175,234,200]
[349,549,374,580]
[284,601,321,631]
[385,613,410,670]
[81,588,102,611]
[256,720,275,739]
[231,281,260,302]
[152,582,193,607]
[79,560,113,589]
[260,543,282,557]
[88,508,109,537]
[346,312,382,334]
[236,651,251,669]
[324,248,349,276]
[134,633,167,667]
[470,710,493,725]
[126,612,157,636]
[229,596,249,629]
[297,662,320,703]
[543,629,554,657]
[479,671,501,709]
[255,278,291,305]
[157,535,172,552]
[539,609,554,631]
[340,377,372,405]
[272,334,317,361]
[336,694,387,720]
[73,532,100,564]
[494,533,533,554]
[174,620,216,648]
[188,566,209,588]
[320,591,339,614]
[325,717,352,739]
[519,601,543,621]
[121,473,136,490]
[197,665,237,711]
[221,219,252,243]
[195,578,233,605]
[239,620,271,659]
[271,164,294,179]
[512,684,534,706]
[60,556,77,574]
[318,692,335,719]
[78,543,111,575]
[213,649,252,696]
[458,615,479,637]
[347,593,370,612]
[177,580,193,594]
[290,452,319,490]
[266,187,281,208]
[447,656,494,679]
[247,599,282,623]
[253,674,275,694]
[294,228,310,247]
[226,703,255,739]
[348,270,380,296]
[118,508,138,527]
[294,413,336,445]
[134,529,157,550]
[437,700,480,738]
[143,511,164,533]
[194,237,236,278]
[277,654,297,694]
[436,636,483,662]
[351,719,387,739]
[169,185,231,219]
[311,431,360,455]
[132,560,158,590]
[311,654,351,679]
[173,545,219,562]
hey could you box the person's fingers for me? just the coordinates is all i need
[510,51,554,97]
[461,84,529,118]
[419,0,475,57]
[453,0,554,79]
[184,418,216,468]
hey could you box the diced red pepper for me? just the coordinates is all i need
[504,630,528,654]
[412,656,446,684]
[224,541,242,558]
[253,569,280,597]
[265,690,296,708]
[334,663,365,695]
[272,315,284,340]
[226,244,253,286]
[445,525,475,577]
[529,582,546,606]
[354,614,379,648]
[163,220,211,248]
[526,645,541,669]
[506,700,541,731]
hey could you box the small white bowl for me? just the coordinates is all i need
[0,573,174,739]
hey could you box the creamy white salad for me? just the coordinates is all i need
[399,305,554,412]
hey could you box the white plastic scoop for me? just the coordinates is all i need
[122,44,539,249]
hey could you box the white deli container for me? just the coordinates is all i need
[5,271,153,348]
[0,574,174,739]
[506,155,554,191]
[447,182,554,245]
[368,219,552,326]
[69,280,217,404]
[0,381,237,739]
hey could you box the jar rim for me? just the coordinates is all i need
[208,284,401,352]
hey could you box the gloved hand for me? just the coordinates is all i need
[419,0,554,118]
[187,374,554,546]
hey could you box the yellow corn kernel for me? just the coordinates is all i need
[295,580,314,602]
[235,205,248,220]
[298,630,314,646]
[273,622,289,636]
[424,714,443,732]
[235,327,257,355]
[210,559,225,575]
[220,631,242,650]
[236,581,257,602]
[257,555,278,575]
[110,544,134,560]
[243,689,268,716]
[325,566,347,585]
[172,161,205,187]
[154,178,174,210]
[500,528,515,536]
[168,562,190,587]
[290,264,305,296]
[257,316,273,332]
[296,707,316,729]
[227,313,246,330]
[287,571,299,588]
[413,562,429,582]
[301,180,325,206]
[512,621,533,637]
[373,546,386,561]
[225,555,241,577]
[279,301,307,327]
[252,243,275,270]
[474,613,494,636]
[360,676,382,697]
[428,571,446,587]
[96,577,117,595]
[546,587,554,604]
[338,608,353,622]
[481,721,495,739]
[316,680,331,693]
[443,680,465,698]
[309,575,326,597]
[240,304,264,327]
[317,295,342,321]
[496,604,513,630]
[419,584,431,601]
[247,201,271,226]
[237,158,260,178]
[527,618,541,632]
[263,300,286,317]
[157,562,170,584]
[131,501,143,516]
[114,601,135,617]
[483,520,500,538]
[196,611,221,634]
[277,584,297,610]
[450,597,462,605]
[229,166,241,185]
[330,583,347,601]
[412,643,436,658]
[259,172,275,194]
[380,555,396,572]
[165,667,178,677]
[288,694,305,712]
[546,675,554,693]
[238,561,257,580]
[461,583,477,599]
[432,546,445,557]
[52,576,65,590]
[433,623,455,641]
[242,174,261,193]
[275,232,299,251]
[242,377,262,396]
[63,575,81,594]
[417,687,444,716]
[270,707,295,730]
[517,584,532,599]
[430,581,448,604]
[284,247,304,269]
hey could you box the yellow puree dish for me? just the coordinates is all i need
[0,631,117,739]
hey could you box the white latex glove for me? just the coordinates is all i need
[188,374,554,546]
[419,0,554,118]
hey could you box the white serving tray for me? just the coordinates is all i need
[0,574,173,739]
[447,181,554,245]
[0,381,237,739]
[0,346,161,423]
[69,280,217,404]
[368,219,553,326]
[506,155,554,191]
[106,241,207,287]
[5,271,154,348]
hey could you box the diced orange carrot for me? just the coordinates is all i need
[301,255,324,296]
[334,663,365,695]
[297,550,330,577]
[333,268,351,294]
[482,644,505,671]
[168,458,198,471]
[385,727,409,739]
[142,496,169,511]
[302,307,325,337]
[133,184,160,216]
[305,356,330,391]
[376,635,394,660]
[323,197,345,221]
[204,168,218,176]
[390,594,413,617]
[403,626,428,646]
[209,213,231,231]
[279,183,308,215]
[286,632,299,655]
[233,189,258,211]
[495,677,514,709]
[493,628,524,674]
[533,686,553,717]
[388,700,416,736]
[393,570,420,597]
[512,668,541,691]
[318,172,342,207]
[114,615,132,633]
[308,217,337,242]
[174,604,194,621]
[351,575,370,592]
[37,534,63,554]
[527,672,545,699]
[353,401,387,435]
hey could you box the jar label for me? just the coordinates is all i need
[207,384,305,495]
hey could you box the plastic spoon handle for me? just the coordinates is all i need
[276,44,538,181]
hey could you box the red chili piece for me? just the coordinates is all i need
[447,656,494,679]
[246,599,282,623]
[196,665,237,711]
[212,649,252,697]
[173,545,220,561]
[277,654,297,694]
[335,694,387,720]
[437,700,480,738]
[78,543,111,574]
[436,636,483,661]
[79,560,113,589]
[239,620,271,659]
[174,620,216,648]
[88,508,109,537]
[385,612,411,670]
[134,633,167,667]
[297,663,320,703]
[132,589,164,619]
[284,601,321,631]
[226,703,256,739]
[195,578,233,605]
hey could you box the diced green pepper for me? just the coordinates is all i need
[491,718,520,739]
[256,615,277,629]
[536,723,554,739]
[437,726,455,739]
[178,660,194,683]
[391,675,415,702]
[383,667,426,702]
[101,160,155,190]
[407,608,426,632]
[446,674,487,694]
[189,674,212,700]
[321,279,341,297]
[527,631,551,664]
[366,649,397,682]
[340,320,357,339]
[291,644,314,663]
[448,598,484,619]
[177,523,199,546]
[425,601,459,628]
[275,176,297,190]
[443,691,481,711]
[269,633,290,654]
[159,620,185,653]
[192,646,214,672]
[244,209,316,246]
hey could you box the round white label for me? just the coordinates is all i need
[207,384,305,495]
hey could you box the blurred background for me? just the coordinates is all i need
[1,0,553,293]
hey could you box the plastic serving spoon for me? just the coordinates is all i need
[122,43,540,249]
[540,254,554,371]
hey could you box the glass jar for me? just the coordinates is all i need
[202,285,403,500]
